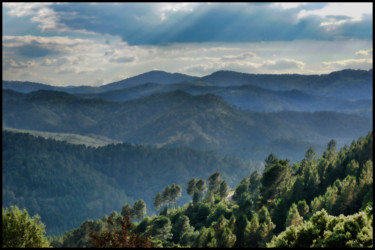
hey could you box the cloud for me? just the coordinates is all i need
[4,3,372,45]
[263,58,305,70]
[180,56,306,76]
[322,58,372,70]
[355,48,373,57]
[109,56,136,63]
[3,35,93,58]
[221,52,257,61]
[3,59,37,70]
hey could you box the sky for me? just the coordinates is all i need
[2,2,373,86]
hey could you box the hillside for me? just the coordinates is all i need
[2,130,259,235]
[3,127,122,147]
[3,89,371,162]
[49,131,373,248]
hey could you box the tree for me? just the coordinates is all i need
[89,208,151,248]
[260,159,289,204]
[219,180,229,199]
[121,203,132,217]
[196,179,207,201]
[233,214,248,248]
[170,184,182,208]
[257,206,276,247]
[327,139,337,152]
[131,200,146,220]
[208,172,222,194]
[171,215,194,243]
[153,192,164,211]
[297,200,309,219]
[2,206,51,248]
[265,153,278,168]
[285,203,303,228]
[304,146,317,161]
[187,178,206,203]
[150,216,173,241]
[162,185,172,207]
[249,170,261,194]
[187,179,198,197]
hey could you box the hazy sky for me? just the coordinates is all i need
[2,2,373,86]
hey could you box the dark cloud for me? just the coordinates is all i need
[109,56,135,63]
[326,15,352,20]
[17,44,59,58]
[31,3,374,45]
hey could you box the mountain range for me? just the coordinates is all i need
[2,88,371,162]
[2,68,373,237]
[4,69,372,118]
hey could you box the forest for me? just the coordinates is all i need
[3,131,373,247]
[2,69,373,248]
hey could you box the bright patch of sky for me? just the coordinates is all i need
[2,2,372,86]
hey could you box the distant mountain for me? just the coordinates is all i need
[2,70,198,94]
[200,69,373,100]
[2,80,101,94]
[77,81,372,118]
[3,89,371,162]
[3,80,58,93]
[98,70,199,91]
[206,69,372,100]
[3,69,372,100]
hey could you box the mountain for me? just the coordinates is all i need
[3,89,371,162]
[200,69,373,100]
[2,70,199,94]
[98,70,199,91]
[2,80,102,94]
[3,130,258,235]
[2,80,58,93]
[3,69,372,101]
[76,81,372,118]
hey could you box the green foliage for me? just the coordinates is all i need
[3,130,256,235]
[305,146,317,161]
[2,206,51,248]
[297,200,309,219]
[208,172,222,194]
[268,209,373,248]
[131,200,146,220]
[171,215,194,243]
[153,192,164,211]
[285,203,303,228]
[149,216,173,241]
[260,158,289,205]
[187,178,207,203]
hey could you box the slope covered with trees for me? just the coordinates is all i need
[2,130,259,235]
[3,89,371,162]
[48,131,372,248]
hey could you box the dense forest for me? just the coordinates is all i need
[3,131,373,247]
[50,131,373,248]
[2,130,260,235]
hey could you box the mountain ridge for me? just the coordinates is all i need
[3,88,371,162]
